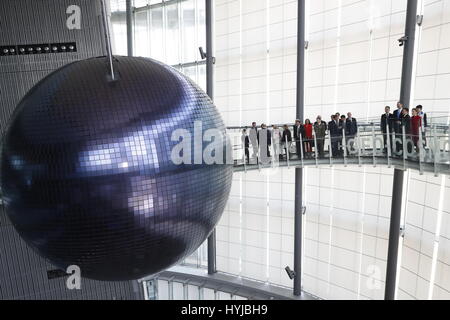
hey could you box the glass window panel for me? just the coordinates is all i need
[133,0,148,8]
[182,0,197,63]
[217,291,232,300]
[110,0,126,12]
[197,63,206,92]
[187,285,200,300]
[157,279,170,300]
[150,7,165,62]
[172,282,185,300]
[165,2,181,65]
[196,0,206,52]
[203,288,216,300]
[111,12,127,55]
[182,65,197,84]
[134,11,150,57]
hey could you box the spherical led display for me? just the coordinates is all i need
[1,56,233,281]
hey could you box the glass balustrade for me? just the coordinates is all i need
[228,117,450,176]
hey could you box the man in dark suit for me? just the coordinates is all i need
[346,113,358,137]
[293,119,304,159]
[401,108,412,154]
[328,115,340,156]
[402,108,411,134]
[393,102,403,134]
[345,112,358,150]
[381,106,394,152]
[241,129,250,164]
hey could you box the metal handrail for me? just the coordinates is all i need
[231,125,450,177]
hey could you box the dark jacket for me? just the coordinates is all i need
[293,124,304,141]
[346,118,358,136]
[393,109,403,133]
[328,120,340,137]
[282,129,292,143]
[243,136,249,148]
[402,114,411,135]
[381,113,394,133]
[314,121,327,139]
[420,112,428,128]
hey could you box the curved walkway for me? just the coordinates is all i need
[233,153,450,175]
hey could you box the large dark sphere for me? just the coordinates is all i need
[1,56,233,281]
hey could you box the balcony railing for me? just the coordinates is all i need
[227,116,450,176]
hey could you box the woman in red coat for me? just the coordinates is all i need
[303,119,313,153]
[411,108,422,148]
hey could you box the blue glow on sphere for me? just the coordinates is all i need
[1,56,233,281]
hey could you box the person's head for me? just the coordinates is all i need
[402,108,409,115]
[261,123,266,129]
[305,119,311,125]
[335,112,340,118]
[295,119,301,126]
[316,115,322,122]
[252,122,256,127]
[283,124,288,130]
[273,125,278,130]
[416,105,423,112]
[341,115,346,120]
[397,101,403,109]
[412,108,418,116]
[331,115,336,121]
[385,106,391,113]
[347,112,352,119]
[242,129,247,134]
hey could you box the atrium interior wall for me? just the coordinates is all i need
[215,0,450,300]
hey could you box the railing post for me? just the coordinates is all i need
[286,135,290,169]
[433,125,439,177]
[357,131,362,167]
[386,122,392,168]
[372,123,377,167]
[418,122,424,175]
[243,137,247,173]
[299,132,305,168]
[342,128,348,167]
[313,130,319,167]
[402,125,407,171]
[328,130,333,167]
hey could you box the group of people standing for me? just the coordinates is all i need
[240,103,429,164]
[381,102,428,153]
[241,112,359,164]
